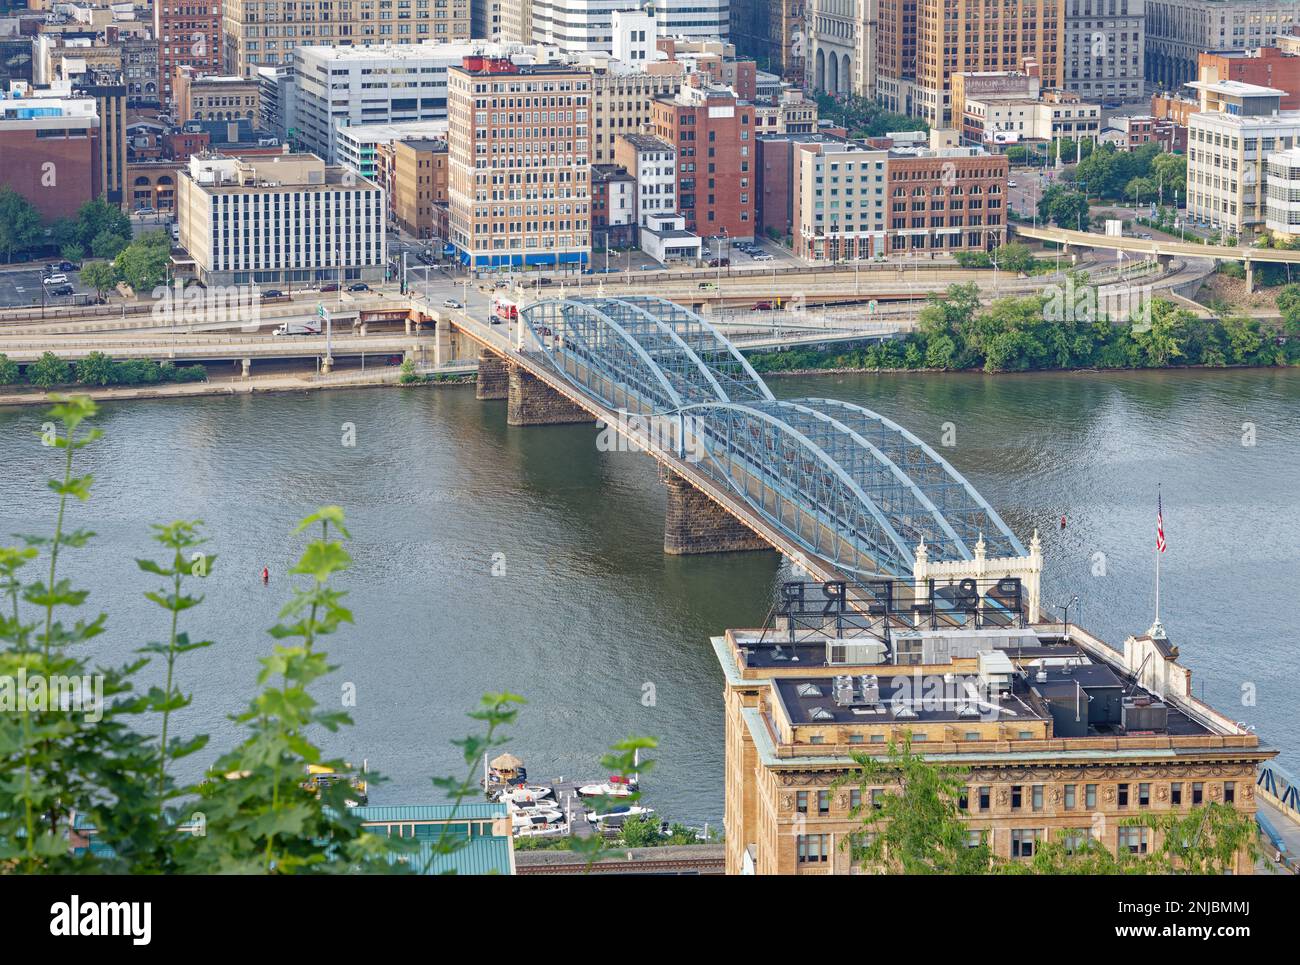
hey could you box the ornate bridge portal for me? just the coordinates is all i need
[508,295,1039,607]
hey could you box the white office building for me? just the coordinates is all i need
[531,0,729,54]
[177,153,387,287]
[291,42,484,164]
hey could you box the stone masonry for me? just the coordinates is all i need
[476,350,509,400]
[506,364,595,426]
[663,471,772,555]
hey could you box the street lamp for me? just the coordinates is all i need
[1054,595,1080,641]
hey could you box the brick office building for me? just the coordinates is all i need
[155,1,222,110]
[884,142,1008,255]
[651,81,757,241]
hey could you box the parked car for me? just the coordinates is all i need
[443,298,463,309]
[1007,180,1018,188]
[43,273,68,286]
[707,258,731,268]
[753,254,774,262]
[385,354,403,365]
[58,260,78,272]
[320,282,340,293]
[48,284,74,297]
[347,282,370,292]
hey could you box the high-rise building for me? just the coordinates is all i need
[715,576,1273,875]
[177,152,387,287]
[651,81,758,239]
[614,133,678,227]
[221,0,471,77]
[291,42,484,164]
[808,0,873,98]
[473,0,505,42]
[874,0,915,113]
[0,89,102,220]
[730,0,804,82]
[589,60,685,165]
[913,0,1064,126]
[154,0,222,109]
[1062,0,1144,104]
[392,136,450,240]
[1146,0,1300,91]
[531,0,731,55]
[446,56,592,269]
[500,0,535,43]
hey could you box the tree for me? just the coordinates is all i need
[114,236,169,292]
[75,351,116,386]
[0,188,43,262]
[1038,184,1090,230]
[91,228,128,261]
[839,736,993,874]
[74,196,131,253]
[80,260,118,300]
[26,351,71,388]
[60,243,85,265]
[992,242,1034,274]
[0,353,19,385]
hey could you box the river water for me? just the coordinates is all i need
[1,367,1297,825]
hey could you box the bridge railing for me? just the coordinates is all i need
[1258,759,1300,826]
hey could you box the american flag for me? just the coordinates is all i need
[1156,492,1166,554]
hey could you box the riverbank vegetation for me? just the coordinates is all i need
[0,351,207,389]
[748,281,1295,375]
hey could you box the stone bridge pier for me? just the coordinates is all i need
[506,364,595,426]
[476,350,509,400]
[662,470,772,556]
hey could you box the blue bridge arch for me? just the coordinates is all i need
[520,296,1026,579]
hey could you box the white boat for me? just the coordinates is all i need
[496,785,554,805]
[577,780,635,798]
[508,801,565,821]
[511,808,568,838]
[586,804,655,827]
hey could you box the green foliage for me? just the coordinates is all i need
[0,188,43,262]
[75,352,116,387]
[398,358,424,384]
[113,232,170,292]
[845,736,1262,875]
[1069,142,1166,203]
[992,242,1034,274]
[1037,184,1090,230]
[74,197,131,255]
[0,353,19,386]
[60,244,85,265]
[815,94,927,139]
[748,281,1286,374]
[839,736,993,874]
[80,260,118,299]
[566,736,657,868]
[90,228,128,261]
[27,352,72,388]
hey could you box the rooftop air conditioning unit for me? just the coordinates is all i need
[827,638,886,666]
[1121,696,1168,733]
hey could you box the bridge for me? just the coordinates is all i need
[419,291,1042,611]
[1012,224,1293,290]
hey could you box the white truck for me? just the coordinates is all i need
[273,321,321,336]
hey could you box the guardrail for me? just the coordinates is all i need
[1258,760,1300,826]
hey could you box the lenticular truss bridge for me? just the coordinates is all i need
[440,294,1041,611]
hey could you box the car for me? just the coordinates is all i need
[708,258,731,268]
[385,354,403,365]
[261,289,284,299]
[581,267,595,275]
[537,277,554,286]
[43,273,68,286]
[49,285,74,297]
[443,298,463,309]
[58,260,77,272]
[320,282,340,293]
[638,264,657,270]
[136,205,154,215]
[752,301,773,311]
[1007,179,1018,188]
[698,282,716,291]
[752,254,775,262]
[347,283,370,292]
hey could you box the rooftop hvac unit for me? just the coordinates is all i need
[1121,696,1168,733]
[827,638,887,666]
[859,674,880,708]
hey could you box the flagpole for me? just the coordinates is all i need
[1154,484,1160,624]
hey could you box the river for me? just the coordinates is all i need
[0,367,1297,825]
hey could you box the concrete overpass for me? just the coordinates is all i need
[1013,224,1294,290]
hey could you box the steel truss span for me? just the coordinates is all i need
[520,296,1025,578]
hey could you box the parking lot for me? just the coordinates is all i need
[0,265,90,309]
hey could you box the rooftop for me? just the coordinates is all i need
[619,133,675,152]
